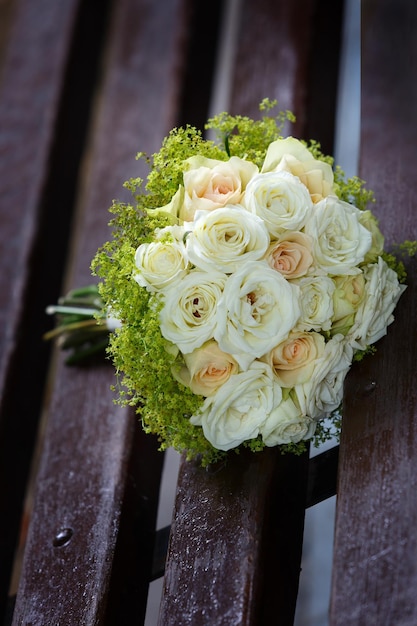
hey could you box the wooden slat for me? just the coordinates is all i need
[159,1,344,623]
[11,0,193,624]
[0,1,84,621]
[230,0,344,155]
[330,0,417,623]
[159,449,310,626]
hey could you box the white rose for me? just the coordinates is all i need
[358,210,385,263]
[145,185,184,222]
[262,331,325,387]
[294,334,353,419]
[243,170,313,237]
[185,206,270,274]
[347,257,406,350]
[214,260,301,370]
[264,231,313,279]
[172,340,238,397]
[304,196,372,275]
[293,275,335,332]
[134,226,189,292]
[180,155,258,221]
[260,395,316,446]
[331,272,366,336]
[261,136,335,203]
[190,360,281,451]
[159,269,227,353]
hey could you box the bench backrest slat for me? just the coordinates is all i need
[331,1,417,623]
[0,1,84,620]
[158,1,344,624]
[3,0,415,623]
[10,0,194,624]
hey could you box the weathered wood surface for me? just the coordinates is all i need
[8,0,196,624]
[0,1,85,621]
[331,0,417,624]
[5,0,415,624]
[159,449,310,626]
[158,1,343,624]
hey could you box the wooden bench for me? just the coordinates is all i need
[0,0,416,624]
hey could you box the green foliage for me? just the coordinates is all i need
[333,166,375,209]
[382,252,407,284]
[399,239,417,258]
[353,344,377,363]
[388,239,417,284]
[205,98,296,166]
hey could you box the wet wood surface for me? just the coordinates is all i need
[331,0,417,624]
[0,1,84,620]
[3,0,415,624]
[158,1,343,624]
[7,0,192,624]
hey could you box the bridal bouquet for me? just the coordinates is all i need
[86,100,406,465]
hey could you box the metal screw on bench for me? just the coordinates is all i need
[53,528,73,548]
[362,380,377,396]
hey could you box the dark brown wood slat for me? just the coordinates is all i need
[159,448,310,626]
[159,1,343,624]
[230,0,316,137]
[330,1,417,624]
[229,0,344,153]
[0,0,80,409]
[0,1,84,620]
[11,0,193,624]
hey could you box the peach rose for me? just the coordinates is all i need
[180,155,258,221]
[264,231,313,279]
[173,340,238,397]
[262,331,325,387]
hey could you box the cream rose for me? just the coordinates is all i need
[180,155,258,221]
[260,395,316,446]
[358,210,385,263]
[185,206,270,274]
[294,334,353,420]
[346,257,406,350]
[134,226,189,292]
[173,340,238,397]
[264,231,313,279]
[215,261,301,369]
[262,331,325,387]
[243,170,313,237]
[190,360,281,451]
[331,272,366,335]
[159,269,227,353]
[293,275,335,332]
[261,136,335,203]
[145,185,184,222]
[303,196,372,275]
